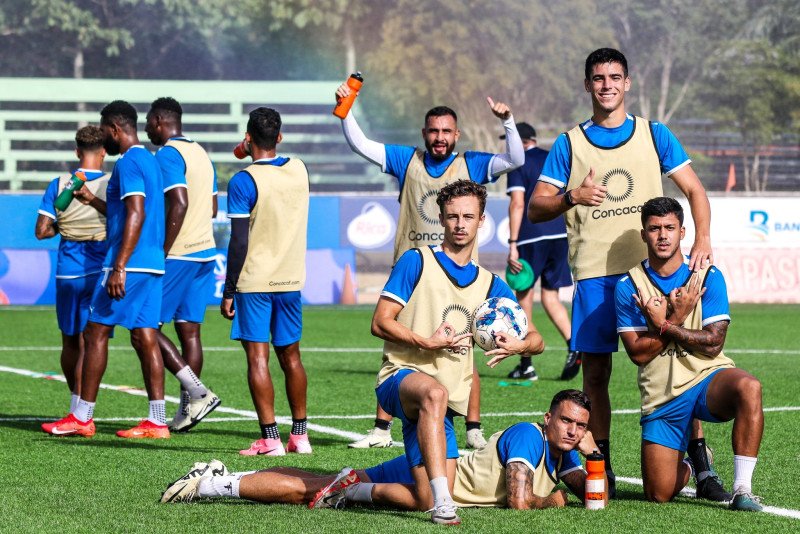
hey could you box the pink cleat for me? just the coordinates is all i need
[239,437,285,456]
[287,433,313,454]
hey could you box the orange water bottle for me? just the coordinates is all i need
[333,72,363,119]
[585,449,607,509]
[233,139,251,160]
[54,171,87,211]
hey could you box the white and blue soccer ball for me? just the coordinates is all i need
[471,297,528,351]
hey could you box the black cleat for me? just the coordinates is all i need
[560,351,582,381]
[607,469,617,499]
[696,475,733,502]
[508,364,538,380]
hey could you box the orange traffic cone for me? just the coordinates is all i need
[340,263,357,305]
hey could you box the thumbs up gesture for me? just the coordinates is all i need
[571,168,607,206]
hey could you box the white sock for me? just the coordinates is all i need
[733,455,758,493]
[198,476,240,498]
[70,393,80,414]
[148,400,167,426]
[430,477,452,509]
[74,399,95,423]
[345,482,374,504]
[231,471,258,480]
[175,366,208,398]
[683,457,695,479]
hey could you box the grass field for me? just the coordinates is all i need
[1,303,799,533]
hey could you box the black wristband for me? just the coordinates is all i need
[508,239,517,244]
[564,190,576,207]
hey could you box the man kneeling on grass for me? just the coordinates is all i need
[160,390,604,514]
[615,197,764,511]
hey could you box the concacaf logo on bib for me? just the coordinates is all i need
[417,189,441,225]
[441,303,472,336]
[601,168,634,203]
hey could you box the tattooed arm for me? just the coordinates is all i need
[662,320,728,357]
[505,461,568,509]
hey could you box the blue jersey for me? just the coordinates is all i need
[155,137,218,260]
[38,169,107,278]
[539,114,690,190]
[506,146,567,244]
[384,145,496,189]
[615,258,730,333]
[227,157,290,216]
[382,245,515,306]
[104,146,165,273]
[497,422,583,476]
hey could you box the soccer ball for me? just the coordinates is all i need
[471,297,528,351]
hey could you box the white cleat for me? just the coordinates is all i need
[348,426,392,449]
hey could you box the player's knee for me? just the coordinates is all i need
[643,482,675,503]
[421,384,449,410]
[737,375,763,408]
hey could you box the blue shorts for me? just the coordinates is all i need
[56,273,101,336]
[230,291,302,345]
[365,455,415,484]
[160,259,215,324]
[88,271,163,330]
[517,238,572,291]
[640,370,725,452]
[375,369,459,468]
[571,275,623,353]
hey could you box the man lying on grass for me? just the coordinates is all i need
[160,389,603,515]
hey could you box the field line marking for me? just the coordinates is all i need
[3,364,800,519]
[2,346,800,355]
[617,477,800,519]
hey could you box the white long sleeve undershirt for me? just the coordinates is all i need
[340,112,524,178]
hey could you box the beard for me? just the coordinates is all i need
[425,140,455,161]
[103,136,122,156]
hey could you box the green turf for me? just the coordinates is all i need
[1,303,798,532]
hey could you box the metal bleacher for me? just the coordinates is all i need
[0,77,382,192]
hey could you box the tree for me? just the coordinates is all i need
[606,0,748,124]
[364,0,610,152]
[700,40,800,192]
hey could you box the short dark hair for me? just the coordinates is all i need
[247,107,281,150]
[436,179,487,215]
[75,125,104,152]
[585,47,629,80]
[100,100,138,131]
[425,106,458,125]
[150,97,182,119]
[549,389,592,414]
[641,197,684,227]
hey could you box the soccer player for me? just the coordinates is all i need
[221,107,311,457]
[528,48,722,499]
[35,125,109,415]
[42,100,169,438]
[337,86,525,450]
[160,390,600,513]
[144,97,220,432]
[615,197,764,511]
[504,122,577,381]
[370,179,544,525]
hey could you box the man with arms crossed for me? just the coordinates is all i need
[36,125,108,417]
[615,197,763,511]
[43,101,169,438]
[162,390,598,513]
[337,85,525,450]
[528,48,725,499]
[221,107,311,456]
[145,97,220,432]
